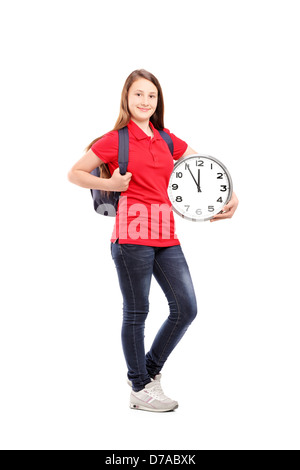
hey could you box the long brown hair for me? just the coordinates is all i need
[85,69,165,180]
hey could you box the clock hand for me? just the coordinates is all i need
[187,165,201,191]
[197,169,201,192]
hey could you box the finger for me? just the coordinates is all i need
[222,201,233,212]
[210,210,231,222]
[224,203,238,217]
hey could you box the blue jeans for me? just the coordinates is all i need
[110,241,198,392]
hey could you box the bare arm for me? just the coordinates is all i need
[67,149,132,192]
[181,145,198,157]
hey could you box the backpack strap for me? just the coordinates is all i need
[118,126,129,175]
[158,129,174,156]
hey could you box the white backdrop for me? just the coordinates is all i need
[1,0,299,450]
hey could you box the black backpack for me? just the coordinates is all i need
[90,126,174,216]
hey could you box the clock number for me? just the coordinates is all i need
[184,205,190,211]
[176,172,183,178]
[185,163,190,170]
[176,196,182,202]
[220,185,227,192]
[208,206,214,212]
[196,160,204,167]
[217,197,223,203]
[217,173,223,179]
[196,208,202,215]
[172,184,178,190]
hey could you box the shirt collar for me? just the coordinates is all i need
[127,119,162,141]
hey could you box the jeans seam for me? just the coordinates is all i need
[153,257,181,365]
[119,244,141,379]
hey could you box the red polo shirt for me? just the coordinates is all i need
[91,119,188,246]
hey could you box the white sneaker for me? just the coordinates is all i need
[130,375,178,412]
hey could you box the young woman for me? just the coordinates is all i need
[68,69,239,412]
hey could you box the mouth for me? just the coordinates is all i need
[138,107,151,112]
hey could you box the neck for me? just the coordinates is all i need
[131,117,151,133]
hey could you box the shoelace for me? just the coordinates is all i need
[146,381,168,400]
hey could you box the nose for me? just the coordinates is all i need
[141,98,149,107]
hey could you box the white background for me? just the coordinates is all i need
[1,0,299,450]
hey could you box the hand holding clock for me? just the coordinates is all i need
[210,191,239,222]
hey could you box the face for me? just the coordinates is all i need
[127,78,158,124]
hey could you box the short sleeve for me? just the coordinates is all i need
[91,130,118,164]
[163,128,188,160]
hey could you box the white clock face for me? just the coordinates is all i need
[168,154,233,222]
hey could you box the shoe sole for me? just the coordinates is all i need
[130,403,178,412]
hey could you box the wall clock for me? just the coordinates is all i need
[168,154,233,221]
